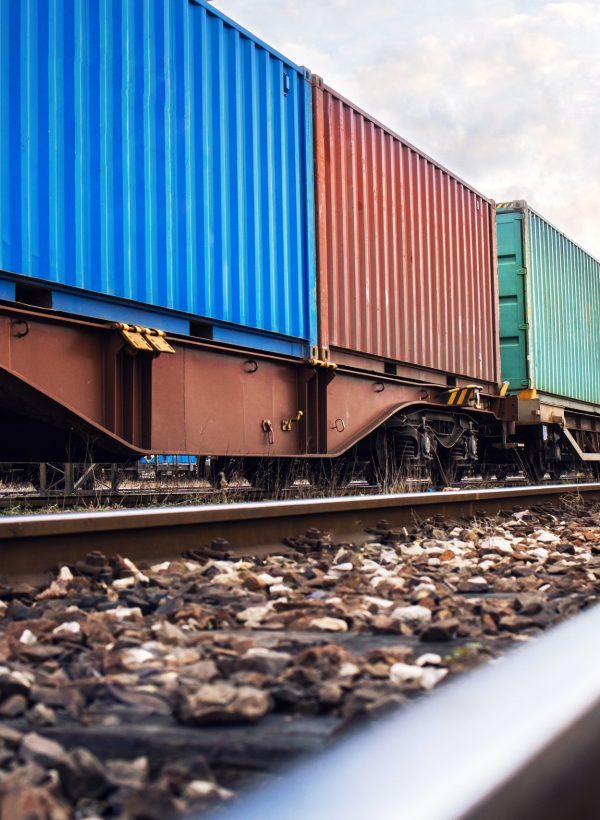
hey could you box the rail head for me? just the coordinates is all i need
[0,482,598,540]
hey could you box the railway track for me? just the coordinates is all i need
[1,483,599,817]
[2,482,600,577]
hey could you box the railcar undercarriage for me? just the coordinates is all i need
[3,304,600,494]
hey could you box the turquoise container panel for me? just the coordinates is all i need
[0,0,317,348]
[497,210,529,389]
[497,202,600,405]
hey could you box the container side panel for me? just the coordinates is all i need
[313,82,498,384]
[527,210,600,404]
[0,0,316,346]
[497,211,529,390]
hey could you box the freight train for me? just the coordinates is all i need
[0,0,599,491]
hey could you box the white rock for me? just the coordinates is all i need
[390,605,432,626]
[360,559,385,573]
[0,667,34,688]
[529,547,549,561]
[427,558,441,567]
[400,543,425,557]
[415,652,443,667]
[333,547,351,563]
[479,536,513,554]
[121,647,155,668]
[269,583,292,595]
[0,601,6,618]
[413,583,436,596]
[58,566,74,582]
[233,560,255,570]
[19,629,37,645]
[309,617,348,632]
[535,530,560,544]
[112,577,135,590]
[363,595,394,610]
[187,780,233,801]
[237,604,273,628]
[466,576,488,586]
[339,662,360,677]
[121,557,149,584]
[380,549,400,565]
[389,662,448,690]
[52,621,81,636]
[325,597,343,605]
[258,573,280,586]
[108,606,143,621]
[478,560,495,572]
[211,572,243,587]
[513,509,529,520]
[150,561,171,573]
[371,575,405,591]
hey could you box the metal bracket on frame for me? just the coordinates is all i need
[114,323,175,355]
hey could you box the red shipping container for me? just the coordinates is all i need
[312,77,500,388]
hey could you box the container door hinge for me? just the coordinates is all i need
[144,328,175,354]
[115,323,175,355]
[517,267,527,276]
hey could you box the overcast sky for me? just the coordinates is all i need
[214,0,600,258]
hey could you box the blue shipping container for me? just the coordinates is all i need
[0,0,317,352]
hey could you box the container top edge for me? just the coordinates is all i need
[313,78,495,207]
[498,198,600,267]
[190,0,311,76]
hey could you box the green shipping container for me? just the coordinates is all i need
[497,201,600,409]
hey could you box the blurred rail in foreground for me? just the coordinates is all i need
[212,601,600,820]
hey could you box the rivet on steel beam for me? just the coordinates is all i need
[374,382,385,393]
[244,359,258,373]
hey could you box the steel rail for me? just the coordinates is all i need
[0,482,598,576]
[211,601,600,820]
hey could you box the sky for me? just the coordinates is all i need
[213,0,600,258]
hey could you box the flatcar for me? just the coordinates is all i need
[0,0,598,490]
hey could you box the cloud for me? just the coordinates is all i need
[214,0,600,258]
[545,2,600,25]
[492,13,532,27]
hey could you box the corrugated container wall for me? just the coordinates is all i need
[0,0,316,348]
[312,79,499,386]
[497,202,600,407]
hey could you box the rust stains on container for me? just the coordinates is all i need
[312,77,500,386]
